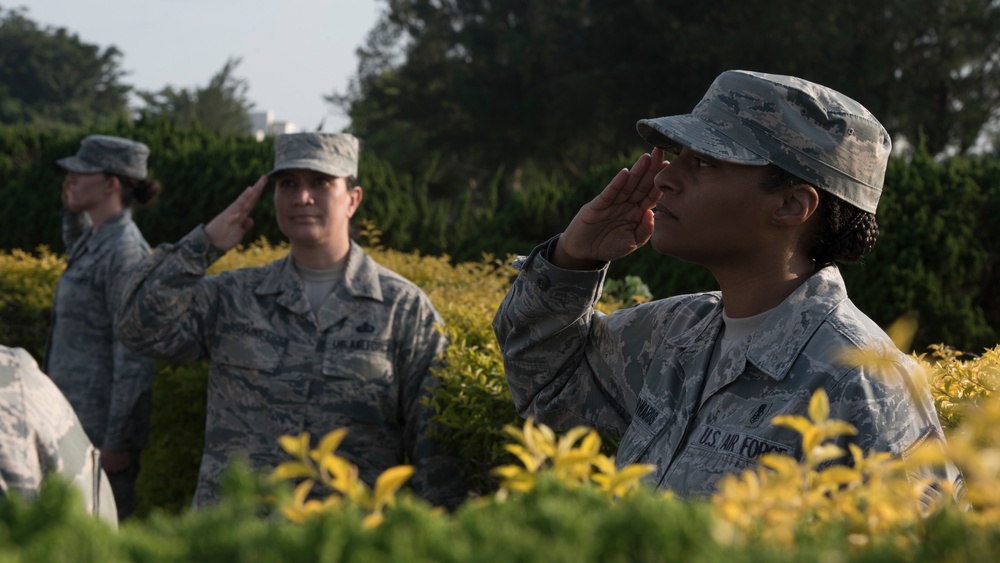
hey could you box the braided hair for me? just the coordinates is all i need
[761,165,878,266]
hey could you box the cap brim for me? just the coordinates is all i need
[636,115,769,166]
[268,159,354,178]
[56,156,104,173]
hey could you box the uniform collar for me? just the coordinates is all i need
[341,240,383,301]
[746,265,848,380]
[666,265,848,381]
[83,209,132,252]
[255,240,383,302]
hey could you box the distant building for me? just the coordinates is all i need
[249,110,298,141]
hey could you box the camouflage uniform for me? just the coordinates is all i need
[494,242,961,496]
[1,345,118,526]
[115,226,462,507]
[494,71,962,497]
[47,134,157,520]
[45,208,154,454]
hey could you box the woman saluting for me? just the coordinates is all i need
[45,134,160,519]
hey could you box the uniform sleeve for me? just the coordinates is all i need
[100,234,156,451]
[115,226,225,363]
[396,292,466,509]
[62,210,92,250]
[828,357,964,501]
[491,236,649,438]
[9,347,119,526]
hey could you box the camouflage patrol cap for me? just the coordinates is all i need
[636,70,891,214]
[269,132,359,178]
[56,135,150,180]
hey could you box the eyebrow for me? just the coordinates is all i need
[689,149,722,165]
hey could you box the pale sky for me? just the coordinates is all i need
[20,0,382,132]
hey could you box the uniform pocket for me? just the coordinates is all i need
[617,390,671,466]
[322,337,394,384]
[213,330,284,373]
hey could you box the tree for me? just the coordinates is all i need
[0,6,130,127]
[332,0,1000,192]
[694,0,1000,156]
[138,57,254,136]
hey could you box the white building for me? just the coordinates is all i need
[249,110,298,141]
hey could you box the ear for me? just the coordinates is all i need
[346,186,363,219]
[771,183,819,227]
[104,174,121,196]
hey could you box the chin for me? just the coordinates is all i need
[279,225,315,243]
[649,233,674,256]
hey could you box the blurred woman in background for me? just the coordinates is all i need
[44,134,160,520]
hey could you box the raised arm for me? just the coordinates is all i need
[114,176,268,361]
[494,151,667,435]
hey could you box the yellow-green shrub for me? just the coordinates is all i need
[5,239,1000,520]
[0,247,63,359]
[923,344,1000,429]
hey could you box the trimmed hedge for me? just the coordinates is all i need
[2,123,997,350]
[0,119,458,254]
[1,472,996,563]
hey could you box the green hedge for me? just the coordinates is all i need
[2,473,995,563]
[0,120,456,254]
[3,123,996,350]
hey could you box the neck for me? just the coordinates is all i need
[711,252,816,318]
[88,200,124,230]
[290,239,351,270]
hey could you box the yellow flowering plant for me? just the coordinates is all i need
[923,344,1000,430]
[710,388,937,547]
[491,418,655,499]
[711,316,962,547]
[270,428,415,529]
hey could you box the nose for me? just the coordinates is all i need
[289,186,313,205]
[654,161,678,194]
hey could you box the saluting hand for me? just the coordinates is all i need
[553,148,667,269]
[204,175,268,252]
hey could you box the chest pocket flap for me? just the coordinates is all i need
[322,335,394,383]
[213,328,285,373]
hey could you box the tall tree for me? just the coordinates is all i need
[0,6,130,126]
[333,0,1000,190]
[138,57,254,136]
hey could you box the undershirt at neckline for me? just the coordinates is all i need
[703,305,778,402]
[294,262,345,313]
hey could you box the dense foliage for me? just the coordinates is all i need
[334,0,1000,191]
[0,6,130,128]
[137,57,256,136]
[2,124,999,351]
[2,371,1000,561]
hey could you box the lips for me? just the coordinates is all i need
[653,203,678,220]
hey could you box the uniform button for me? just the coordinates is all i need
[535,275,551,290]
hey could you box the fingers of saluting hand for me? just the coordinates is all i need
[206,175,268,251]
[233,175,268,216]
[627,148,667,202]
[598,149,666,208]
